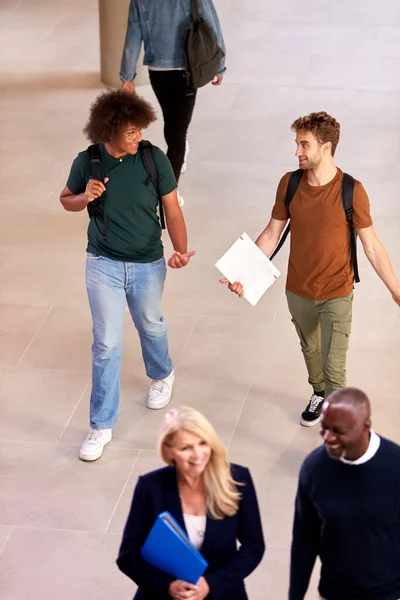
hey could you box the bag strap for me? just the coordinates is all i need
[270,169,304,260]
[190,0,200,21]
[285,169,304,211]
[140,140,165,230]
[342,172,360,283]
[87,144,108,240]
[87,143,102,180]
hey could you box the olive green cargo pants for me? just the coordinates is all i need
[286,290,353,398]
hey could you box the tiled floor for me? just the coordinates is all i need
[1,1,400,598]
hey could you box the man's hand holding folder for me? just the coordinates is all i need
[216,232,281,306]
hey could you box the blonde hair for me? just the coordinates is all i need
[158,407,242,520]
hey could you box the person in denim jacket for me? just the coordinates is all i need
[120,0,226,206]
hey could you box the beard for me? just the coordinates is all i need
[325,445,346,461]
[299,152,323,170]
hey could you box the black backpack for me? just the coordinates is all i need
[86,140,165,241]
[270,169,360,283]
[185,0,225,89]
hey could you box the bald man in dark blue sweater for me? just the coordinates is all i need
[289,388,400,600]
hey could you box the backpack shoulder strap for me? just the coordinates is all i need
[86,144,108,240]
[342,172,355,220]
[270,170,304,260]
[190,0,200,21]
[285,169,304,210]
[140,140,165,230]
[342,172,360,283]
[140,140,158,190]
[87,144,103,181]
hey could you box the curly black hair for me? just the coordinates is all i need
[83,90,157,144]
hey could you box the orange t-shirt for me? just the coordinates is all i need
[271,168,373,301]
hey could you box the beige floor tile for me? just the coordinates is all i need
[177,314,307,386]
[60,375,249,451]
[0,367,89,442]
[245,545,321,600]
[0,527,133,600]
[0,206,88,250]
[0,0,23,9]
[0,303,50,367]
[336,127,400,171]
[0,526,13,554]
[178,158,285,208]
[195,119,279,166]
[1,0,400,598]
[225,85,356,126]
[0,148,67,197]
[20,304,198,372]
[0,247,87,307]
[106,451,163,535]
[188,81,240,122]
[164,262,285,320]
[19,305,93,372]
[229,454,301,549]
[0,442,138,531]
[228,385,321,462]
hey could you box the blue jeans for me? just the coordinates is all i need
[86,253,172,429]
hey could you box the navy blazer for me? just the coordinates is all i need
[117,463,265,599]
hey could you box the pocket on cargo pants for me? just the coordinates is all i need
[325,320,351,390]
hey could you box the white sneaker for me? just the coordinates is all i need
[147,369,175,410]
[178,195,185,208]
[79,428,112,462]
[180,141,189,174]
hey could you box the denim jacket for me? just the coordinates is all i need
[120,0,226,81]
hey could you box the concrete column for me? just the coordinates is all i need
[98,0,149,88]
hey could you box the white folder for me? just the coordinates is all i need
[215,232,281,307]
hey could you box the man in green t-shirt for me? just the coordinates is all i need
[60,90,195,462]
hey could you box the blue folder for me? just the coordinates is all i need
[141,511,208,584]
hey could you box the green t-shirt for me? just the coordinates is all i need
[66,144,177,262]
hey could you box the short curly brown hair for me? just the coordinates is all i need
[83,90,157,144]
[291,111,341,156]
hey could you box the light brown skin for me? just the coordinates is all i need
[319,391,371,461]
[220,130,400,305]
[60,124,196,269]
[167,429,212,600]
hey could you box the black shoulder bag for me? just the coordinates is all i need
[185,0,225,88]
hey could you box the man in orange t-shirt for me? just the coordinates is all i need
[221,112,400,427]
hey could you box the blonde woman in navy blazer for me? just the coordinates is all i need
[117,406,265,599]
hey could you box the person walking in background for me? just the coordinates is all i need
[222,112,400,427]
[289,387,400,600]
[60,90,195,462]
[120,0,226,207]
[117,406,265,599]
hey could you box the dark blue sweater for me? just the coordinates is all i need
[289,437,400,600]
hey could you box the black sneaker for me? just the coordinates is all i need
[300,394,325,427]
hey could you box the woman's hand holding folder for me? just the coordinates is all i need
[169,576,209,599]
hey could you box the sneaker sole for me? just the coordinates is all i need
[79,437,112,462]
[147,396,172,410]
[300,415,322,427]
